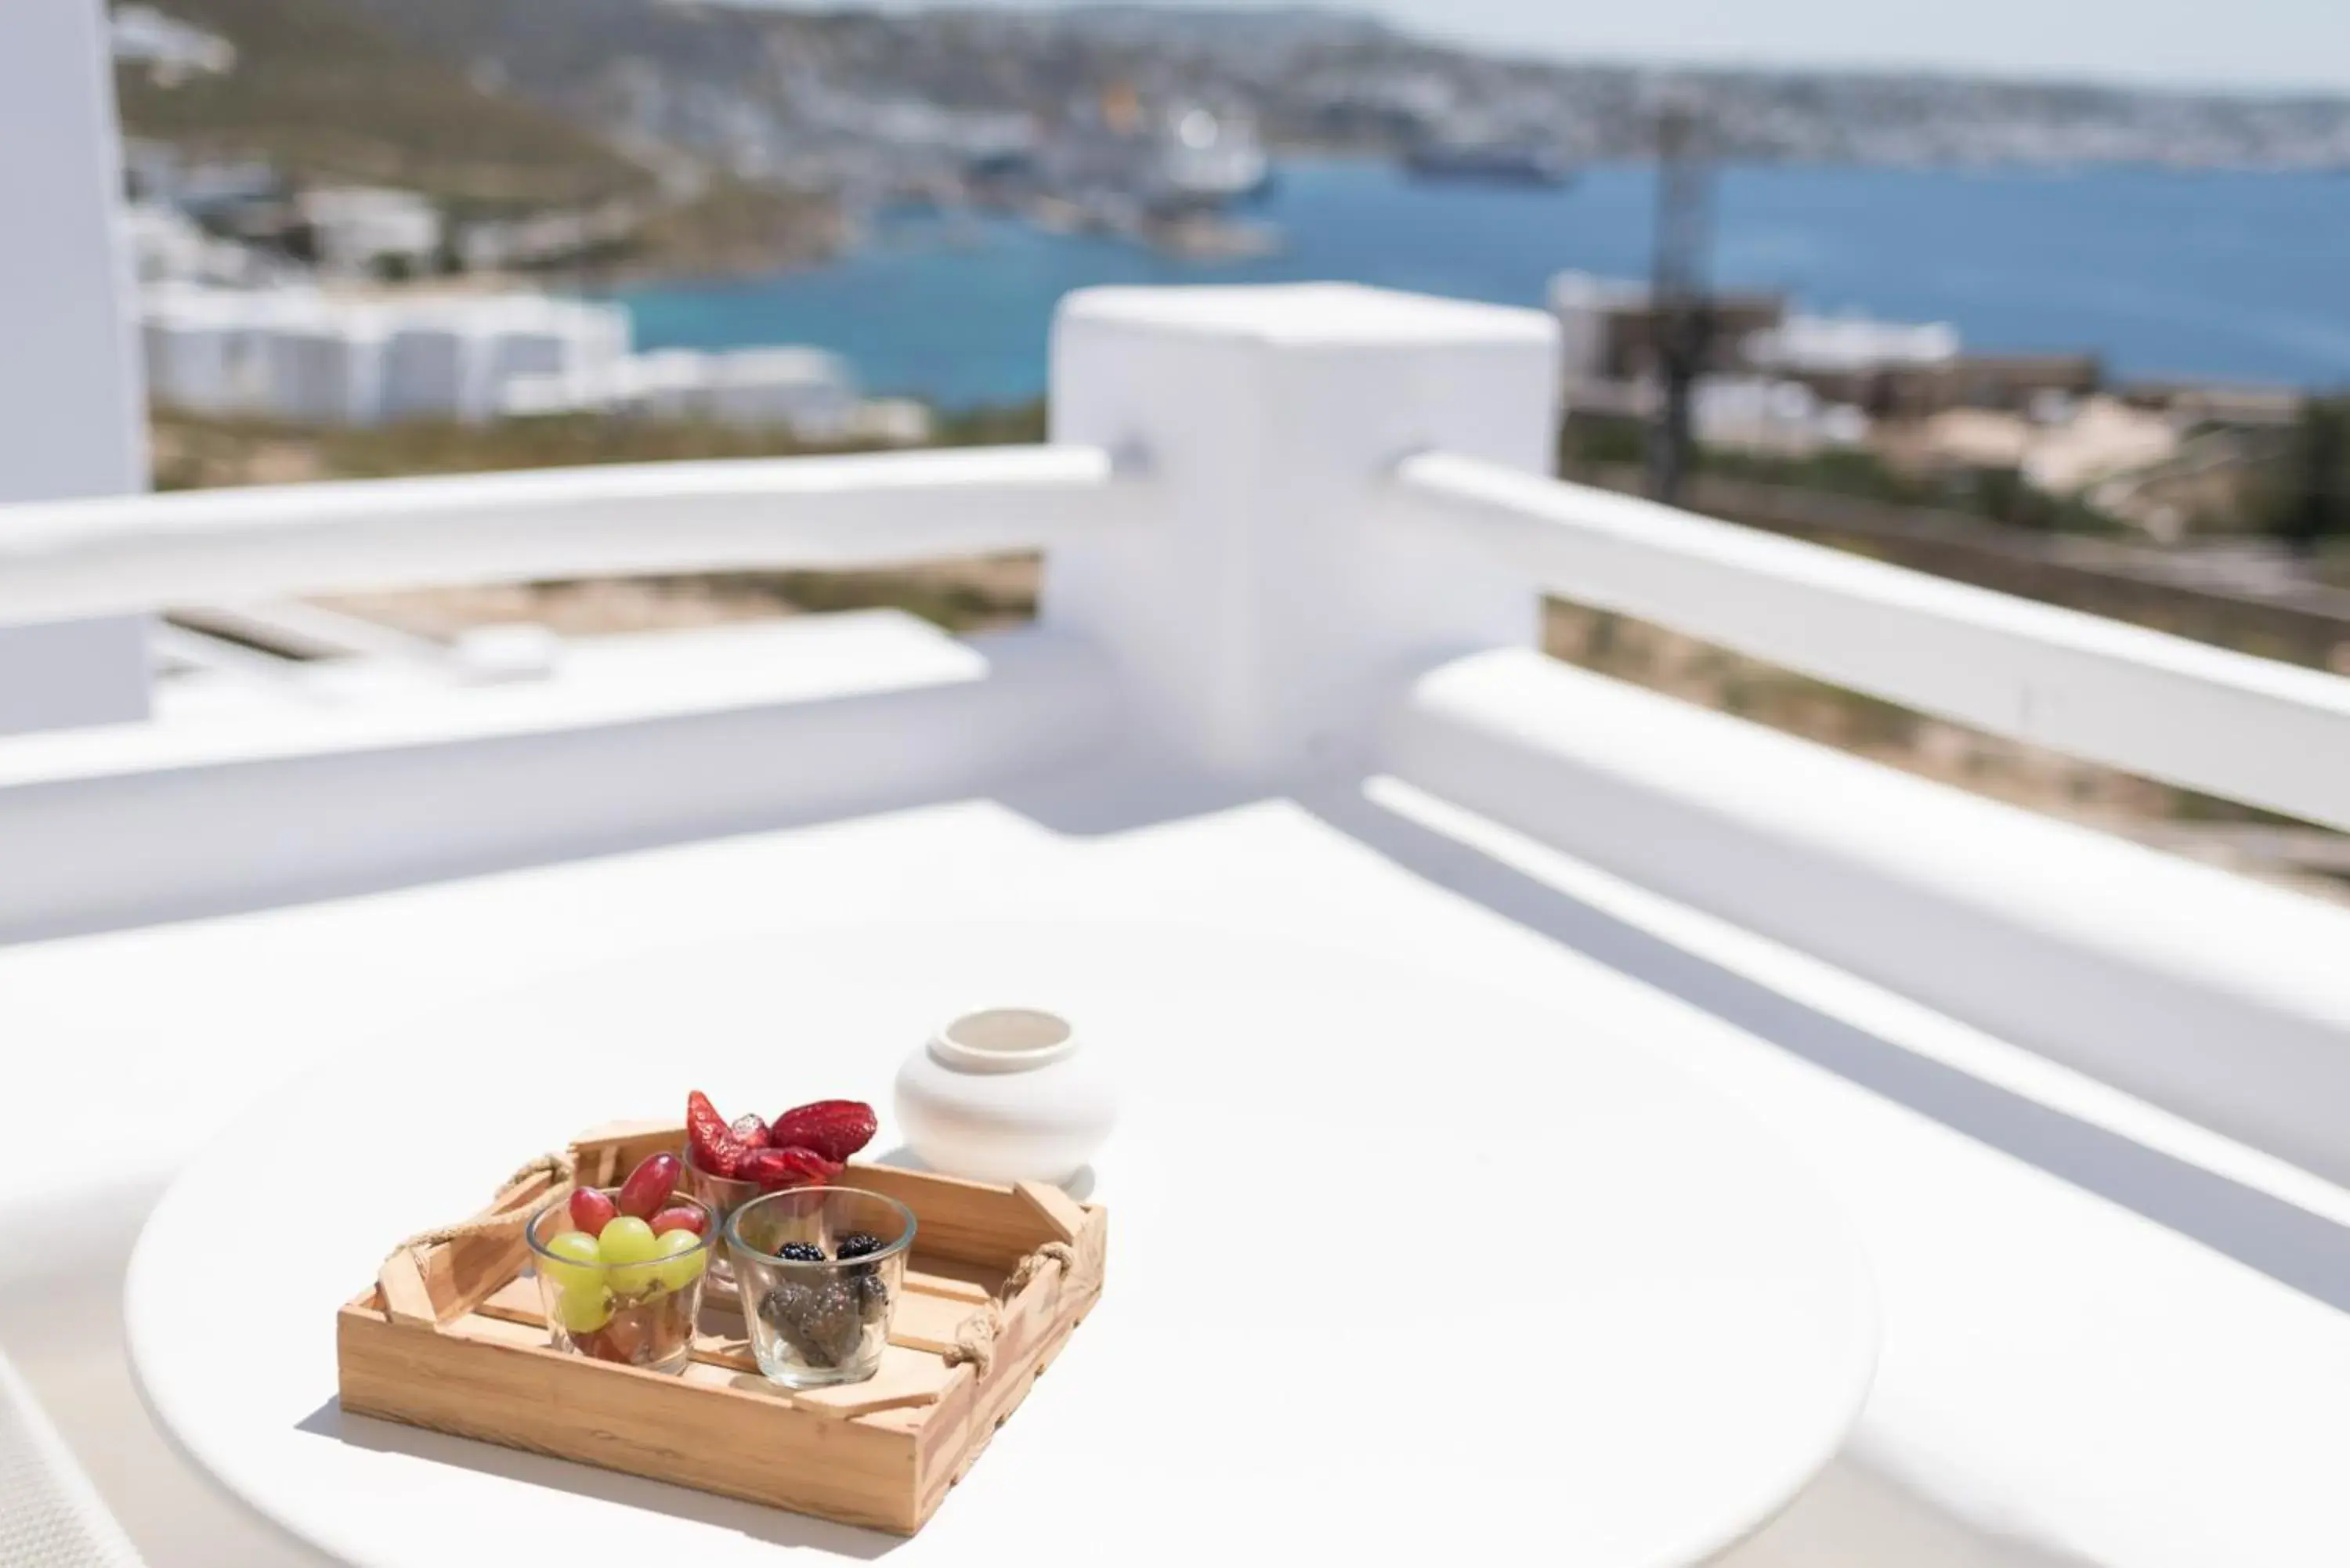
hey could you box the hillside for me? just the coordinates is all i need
[332,0,2350,171]
[114,0,653,209]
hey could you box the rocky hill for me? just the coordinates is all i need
[114,0,654,209]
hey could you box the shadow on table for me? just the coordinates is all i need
[864,1143,1097,1202]
[1303,785,2350,1319]
[293,1400,902,1560]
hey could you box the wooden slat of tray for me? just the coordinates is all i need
[842,1163,1073,1266]
[921,1271,1097,1518]
[1012,1180,1090,1242]
[477,1254,1005,1362]
[435,1234,1094,1391]
[887,1288,980,1356]
[472,1276,543,1327]
[340,1302,925,1532]
[789,1346,966,1419]
[900,1256,1004,1300]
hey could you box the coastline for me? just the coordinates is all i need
[606,159,2350,406]
[533,151,2350,294]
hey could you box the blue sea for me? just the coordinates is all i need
[617,160,2350,408]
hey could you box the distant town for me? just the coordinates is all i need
[118,0,2350,287]
[99,0,2350,896]
[110,1,2330,480]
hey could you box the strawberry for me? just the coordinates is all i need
[769,1100,877,1165]
[686,1089,752,1177]
[740,1145,843,1191]
[729,1112,771,1150]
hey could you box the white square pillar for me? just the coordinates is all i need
[1044,284,1559,778]
[0,0,153,734]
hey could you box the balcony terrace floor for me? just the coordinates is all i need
[2,761,2346,1566]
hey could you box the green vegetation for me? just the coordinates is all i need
[115,0,650,207]
[150,403,1048,493]
[929,400,1049,449]
[604,177,847,280]
[2265,394,2350,550]
[1558,415,2124,535]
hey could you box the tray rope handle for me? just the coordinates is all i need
[939,1239,1080,1377]
[376,1152,577,1326]
[380,1153,579,1264]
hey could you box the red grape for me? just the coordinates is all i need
[617,1152,682,1219]
[567,1186,618,1236]
[649,1205,707,1237]
[730,1112,771,1149]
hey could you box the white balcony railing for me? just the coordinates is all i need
[8,431,2345,845]
[0,444,1128,624]
[3,282,2350,1568]
[1390,450,2350,836]
[0,281,2344,1180]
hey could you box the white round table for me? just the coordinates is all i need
[128,921,1877,1567]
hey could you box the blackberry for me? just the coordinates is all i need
[776,1241,826,1263]
[833,1232,887,1261]
[757,1281,824,1362]
[851,1270,891,1324]
[757,1278,865,1367]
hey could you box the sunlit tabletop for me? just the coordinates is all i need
[128,917,1875,1566]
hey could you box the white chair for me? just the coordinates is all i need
[0,1344,146,1567]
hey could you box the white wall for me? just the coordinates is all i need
[0,616,1119,944]
[1390,647,2350,1190]
[0,0,151,734]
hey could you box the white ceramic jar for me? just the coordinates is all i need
[892,1007,1116,1185]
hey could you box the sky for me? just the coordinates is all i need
[883,0,2350,95]
[1380,0,2350,93]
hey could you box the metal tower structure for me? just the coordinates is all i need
[1647,100,1716,505]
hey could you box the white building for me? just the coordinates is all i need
[501,342,905,442]
[143,285,631,426]
[613,348,716,421]
[142,284,305,419]
[109,4,233,84]
[298,187,444,280]
[1550,270,1962,392]
[1745,311,1962,374]
[1546,270,1652,385]
[1694,376,1871,455]
[121,202,291,288]
[269,305,388,428]
[378,307,481,424]
[705,346,861,435]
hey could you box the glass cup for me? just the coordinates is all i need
[726,1187,916,1389]
[682,1151,761,1287]
[525,1190,714,1375]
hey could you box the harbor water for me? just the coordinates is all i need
[618,158,2350,408]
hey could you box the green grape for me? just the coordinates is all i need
[650,1228,707,1294]
[552,1282,613,1335]
[598,1216,661,1295]
[538,1229,606,1295]
[597,1216,658,1262]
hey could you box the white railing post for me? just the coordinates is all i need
[1042,284,1559,777]
[0,0,152,735]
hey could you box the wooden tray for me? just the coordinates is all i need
[337,1119,1108,1534]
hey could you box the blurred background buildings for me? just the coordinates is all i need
[71,0,2350,892]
